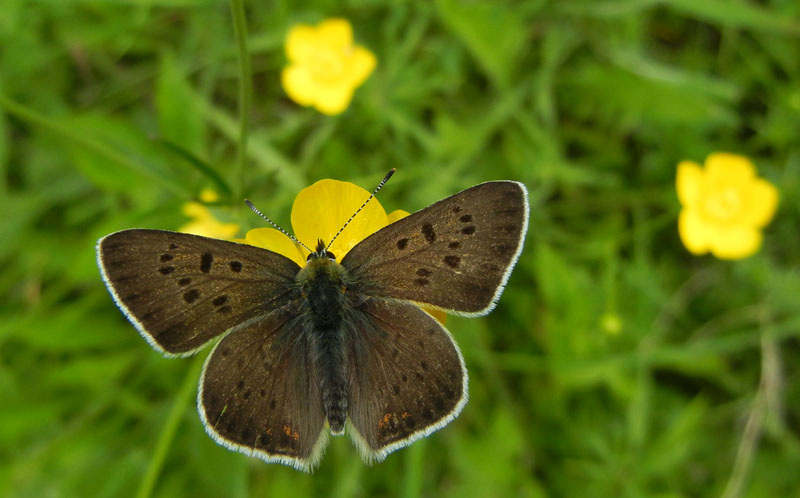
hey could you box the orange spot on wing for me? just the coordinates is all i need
[377,413,393,430]
[283,425,292,436]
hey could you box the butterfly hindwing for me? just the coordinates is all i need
[342,181,529,316]
[199,311,328,471]
[345,299,467,461]
[97,229,300,355]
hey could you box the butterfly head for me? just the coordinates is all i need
[297,239,348,304]
[307,239,337,262]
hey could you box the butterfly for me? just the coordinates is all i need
[97,173,529,471]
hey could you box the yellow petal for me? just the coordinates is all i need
[291,179,388,260]
[705,153,755,185]
[180,201,240,239]
[708,226,762,260]
[316,18,353,52]
[282,65,316,106]
[199,188,220,203]
[182,201,211,219]
[422,306,447,325]
[387,209,409,224]
[678,209,710,255]
[242,228,305,267]
[346,46,376,87]
[179,218,239,240]
[742,178,779,228]
[676,160,703,207]
[312,83,354,115]
[285,25,318,63]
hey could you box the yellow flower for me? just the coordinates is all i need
[281,18,376,115]
[676,153,779,260]
[179,189,240,240]
[242,179,446,323]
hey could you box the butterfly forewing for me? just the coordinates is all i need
[346,300,467,461]
[97,229,300,355]
[199,311,328,471]
[342,181,529,315]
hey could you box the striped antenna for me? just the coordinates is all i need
[244,199,313,254]
[326,169,396,252]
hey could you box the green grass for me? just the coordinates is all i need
[2,0,800,496]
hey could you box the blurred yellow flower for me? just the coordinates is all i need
[281,18,376,115]
[179,189,240,240]
[242,179,446,323]
[676,153,779,260]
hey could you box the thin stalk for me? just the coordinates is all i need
[229,0,253,202]
[720,306,780,498]
[136,354,205,498]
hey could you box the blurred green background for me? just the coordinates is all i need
[2,0,799,497]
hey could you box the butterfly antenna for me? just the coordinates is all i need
[326,168,396,252]
[244,199,313,253]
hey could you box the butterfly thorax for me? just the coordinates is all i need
[295,243,351,434]
[297,252,348,329]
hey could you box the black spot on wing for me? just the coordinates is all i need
[183,289,200,303]
[443,255,460,268]
[200,253,213,273]
[421,224,436,243]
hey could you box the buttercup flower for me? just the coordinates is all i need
[281,18,376,115]
[179,189,240,240]
[676,153,779,260]
[242,179,446,323]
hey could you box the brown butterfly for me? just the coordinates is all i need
[97,174,529,471]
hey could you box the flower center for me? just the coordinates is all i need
[309,48,347,83]
[703,185,742,224]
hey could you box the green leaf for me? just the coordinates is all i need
[435,0,527,89]
[156,52,206,156]
[0,110,8,192]
[155,138,232,199]
[663,0,800,33]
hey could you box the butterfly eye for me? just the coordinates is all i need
[306,253,314,262]
[326,251,336,260]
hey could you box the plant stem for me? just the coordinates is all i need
[229,0,253,202]
[136,354,205,498]
[720,306,780,498]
